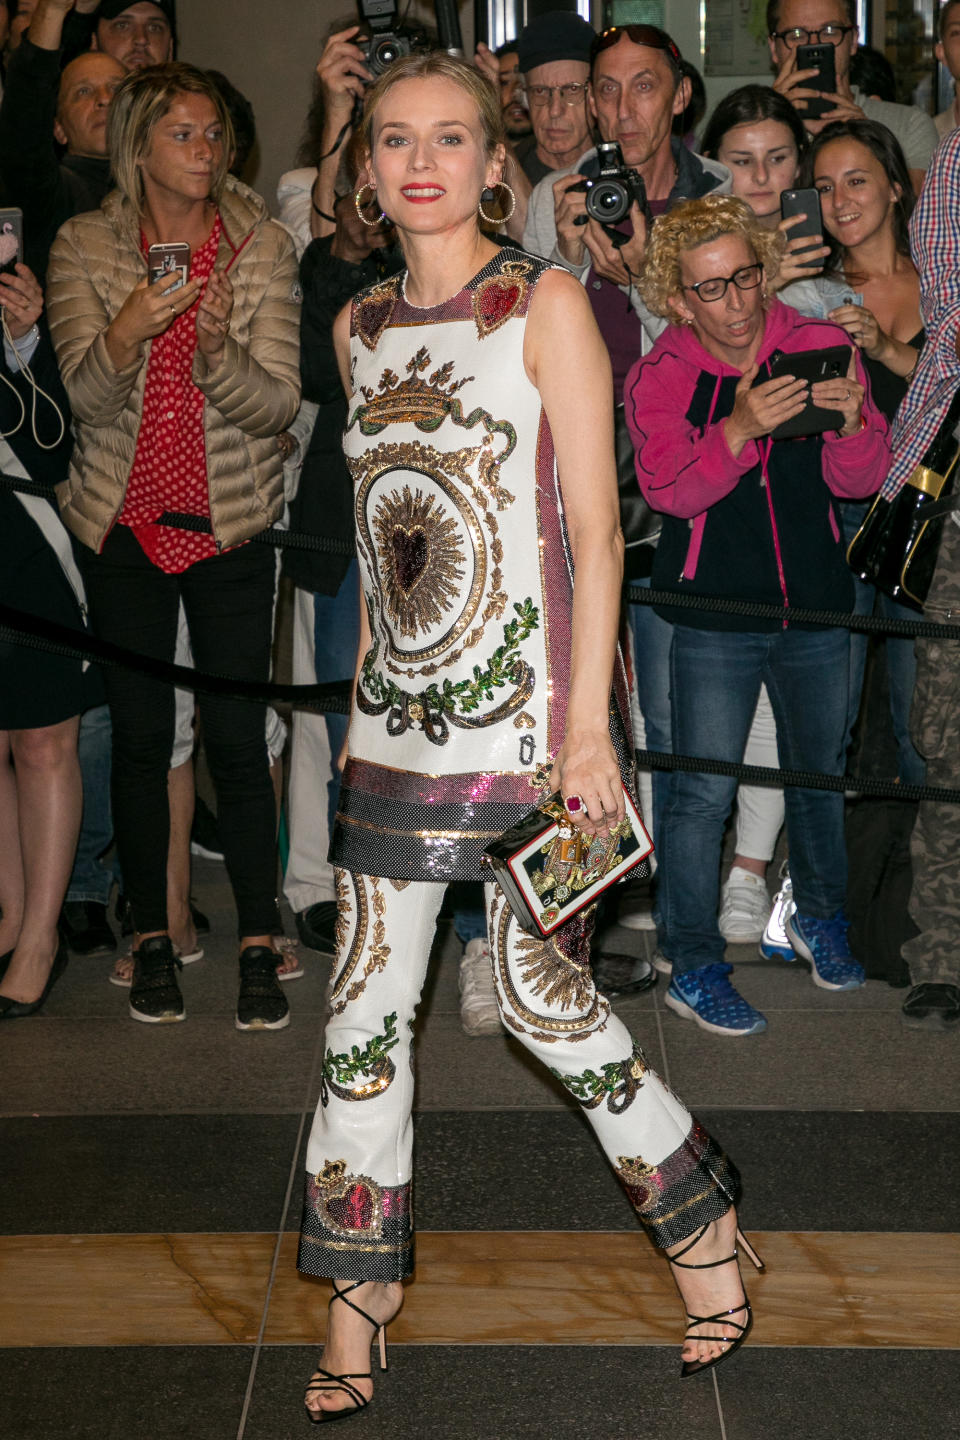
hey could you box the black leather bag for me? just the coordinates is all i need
[848,389,960,612]
[614,406,661,579]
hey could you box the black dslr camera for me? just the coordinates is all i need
[583,141,650,226]
[357,0,424,76]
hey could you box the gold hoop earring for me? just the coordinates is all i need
[478,181,516,225]
[354,183,386,227]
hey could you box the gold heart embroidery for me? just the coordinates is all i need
[354,280,400,351]
[472,275,525,338]
[314,1162,385,1240]
[391,524,429,593]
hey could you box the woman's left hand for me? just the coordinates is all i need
[0,262,43,340]
[196,267,234,363]
[811,350,864,437]
[549,727,625,840]
[827,302,885,360]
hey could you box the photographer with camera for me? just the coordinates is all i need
[523,24,731,939]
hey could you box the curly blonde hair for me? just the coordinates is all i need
[639,195,784,321]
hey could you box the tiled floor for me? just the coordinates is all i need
[2,858,958,1438]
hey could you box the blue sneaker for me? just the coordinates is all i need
[784,910,865,991]
[665,962,767,1036]
[758,868,797,963]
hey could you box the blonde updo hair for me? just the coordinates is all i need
[360,51,506,160]
[639,195,784,321]
[108,62,235,212]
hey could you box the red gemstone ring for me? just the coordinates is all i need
[564,794,584,814]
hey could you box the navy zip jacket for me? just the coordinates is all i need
[624,299,891,631]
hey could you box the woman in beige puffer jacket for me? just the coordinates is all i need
[46,63,300,1032]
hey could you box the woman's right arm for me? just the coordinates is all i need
[46,223,199,425]
[332,299,368,770]
[625,352,805,517]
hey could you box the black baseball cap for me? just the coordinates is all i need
[96,0,177,44]
[516,11,595,74]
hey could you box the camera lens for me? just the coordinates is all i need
[586,181,628,224]
[372,38,401,70]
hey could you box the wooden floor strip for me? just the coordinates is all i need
[3,1231,958,1349]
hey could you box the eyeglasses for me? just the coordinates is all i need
[590,24,682,70]
[525,81,588,108]
[770,24,855,48]
[682,264,763,303]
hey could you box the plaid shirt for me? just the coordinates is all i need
[884,129,960,498]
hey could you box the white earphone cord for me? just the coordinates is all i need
[0,308,67,451]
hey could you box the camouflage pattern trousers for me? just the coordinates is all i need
[904,517,960,985]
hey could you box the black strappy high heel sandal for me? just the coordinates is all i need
[304,1280,394,1425]
[667,1222,764,1379]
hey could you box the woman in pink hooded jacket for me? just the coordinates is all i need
[624,195,890,1037]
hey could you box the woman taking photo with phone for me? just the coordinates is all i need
[624,195,889,1036]
[798,117,924,787]
[701,84,830,289]
[46,63,300,1030]
[297,52,756,1423]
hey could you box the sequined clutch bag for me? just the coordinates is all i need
[483,788,653,936]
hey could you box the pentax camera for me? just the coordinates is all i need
[584,141,649,225]
[357,0,423,76]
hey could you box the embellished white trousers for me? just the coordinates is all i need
[298,873,739,1282]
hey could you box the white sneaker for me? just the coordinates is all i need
[458,937,501,1035]
[759,868,797,963]
[617,901,657,930]
[651,948,673,976]
[718,867,770,943]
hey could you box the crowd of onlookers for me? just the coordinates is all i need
[2,0,960,1037]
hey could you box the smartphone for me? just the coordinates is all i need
[765,344,851,440]
[780,187,824,268]
[0,206,23,276]
[795,42,837,120]
[147,241,191,292]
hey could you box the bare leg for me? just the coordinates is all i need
[666,1206,753,1368]
[165,757,197,956]
[0,718,81,1003]
[305,1280,403,1419]
[0,732,25,955]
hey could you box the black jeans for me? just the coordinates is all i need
[80,525,279,936]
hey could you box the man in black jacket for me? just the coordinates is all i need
[0,0,123,281]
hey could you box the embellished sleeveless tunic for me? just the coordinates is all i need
[332,246,633,883]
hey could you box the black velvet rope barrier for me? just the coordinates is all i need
[5,474,960,800]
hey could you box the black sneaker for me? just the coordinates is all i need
[129,936,184,1024]
[60,900,117,956]
[295,901,338,956]
[236,946,290,1031]
[591,951,658,999]
[901,983,960,1031]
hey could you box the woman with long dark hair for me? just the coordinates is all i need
[799,117,924,788]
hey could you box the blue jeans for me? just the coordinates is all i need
[660,625,850,976]
[842,502,925,787]
[313,562,361,836]
[66,704,122,905]
[630,582,674,855]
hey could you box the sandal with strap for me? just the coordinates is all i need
[304,1280,394,1425]
[667,1221,764,1379]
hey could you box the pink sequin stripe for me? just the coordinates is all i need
[534,411,573,753]
[392,280,535,328]
[342,758,533,805]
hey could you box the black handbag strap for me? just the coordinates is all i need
[919,492,960,522]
